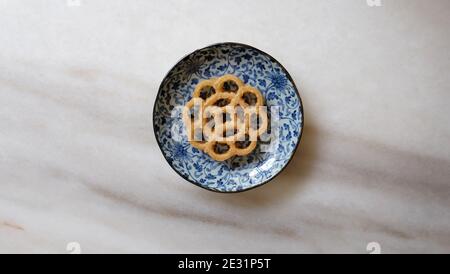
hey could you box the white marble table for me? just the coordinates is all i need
[0,0,449,253]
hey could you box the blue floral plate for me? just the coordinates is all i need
[153,42,304,193]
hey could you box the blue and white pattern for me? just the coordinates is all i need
[153,43,303,192]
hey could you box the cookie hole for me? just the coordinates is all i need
[204,116,216,133]
[214,143,230,154]
[222,80,239,93]
[199,86,216,100]
[235,135,251,149]
[214,98,231,107]
[242,92,257,106]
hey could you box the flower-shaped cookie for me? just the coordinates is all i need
[183,74,268,161]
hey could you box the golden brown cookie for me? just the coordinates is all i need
[204,141,236,161]
[193,78,217,101]
[204,92,237,110]
[236,85,264,108]
[234,134,257,156]
[183,75,268,161]
[214,74,244,94]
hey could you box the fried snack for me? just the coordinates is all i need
[203,91,238,143]
[233,134,257,156]
[193,78,217,100]
[214,74,243,94]
[204,92,237,110]
[204,141,235,161]
[183,74,268,161]
[235,84,263,107]
[222,106,247,142]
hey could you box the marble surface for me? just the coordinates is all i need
[0,0,449,253]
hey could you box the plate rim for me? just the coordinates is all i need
[152,42,305,193]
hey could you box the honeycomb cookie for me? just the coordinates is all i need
[236,85,264,108]
[193,78,217,101]
[204,141,236,161]
[213,74,243,94]
[183,74,269,161]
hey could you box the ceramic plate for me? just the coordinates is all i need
[153,42,303,192]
